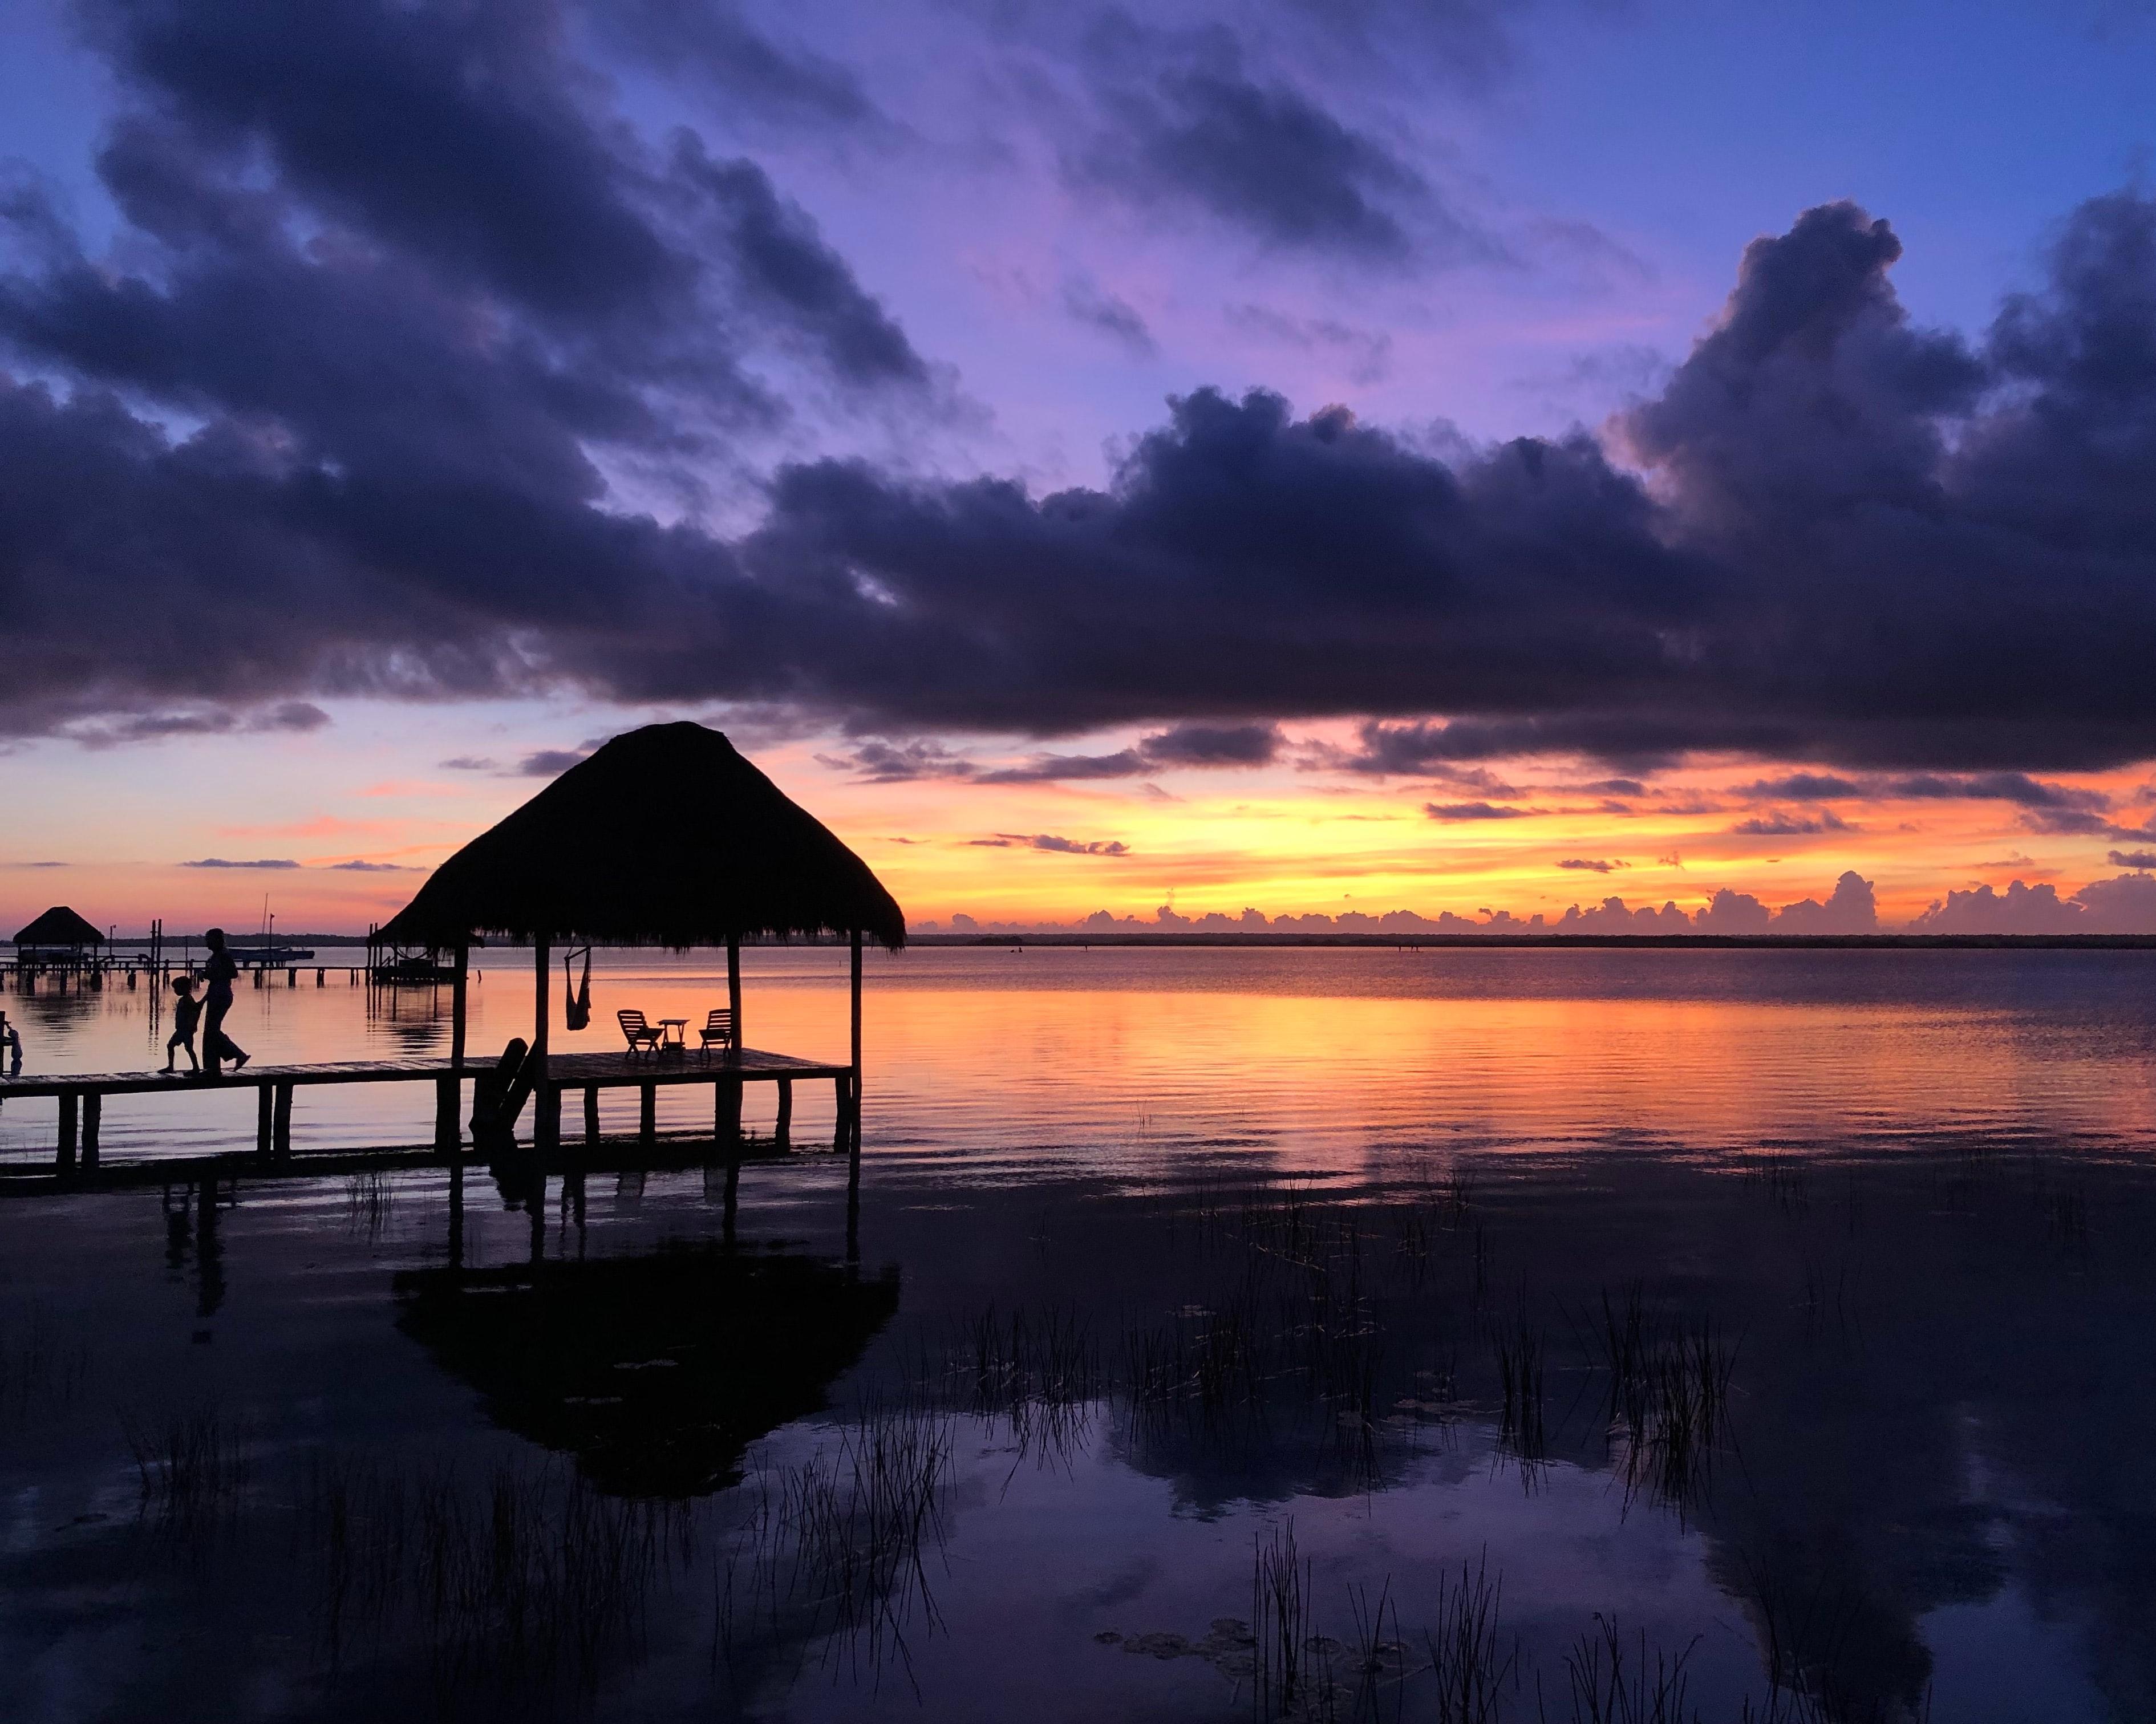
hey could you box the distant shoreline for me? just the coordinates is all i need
[906,932,2156,950]
[12,933,2156,953]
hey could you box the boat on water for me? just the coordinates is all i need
[234,944,318,966]
[235,903,315,966]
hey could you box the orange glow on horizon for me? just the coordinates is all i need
[3,717,2152,934]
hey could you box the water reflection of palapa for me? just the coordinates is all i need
[394,1242,898,1496]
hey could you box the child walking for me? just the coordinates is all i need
[164,975,202,1073]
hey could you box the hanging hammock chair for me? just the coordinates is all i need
[564,946,591,1031]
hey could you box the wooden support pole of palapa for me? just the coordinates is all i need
[532,935,556,1159]
[849,929,864,1165]
[436,940,469,1153]
[727,936,743,1052]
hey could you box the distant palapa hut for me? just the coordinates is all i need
[11,906,106,964]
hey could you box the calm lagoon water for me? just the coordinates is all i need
[3,946,2154,1721]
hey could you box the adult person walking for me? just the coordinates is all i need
[200,927,249,1077]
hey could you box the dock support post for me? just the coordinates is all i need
[849,929,863,1162]
[774,1077,792,1150]
[528,1167,546,1263]
[82,1094,100,1169]
[530,939,553,1165]
[720,1082,742,1243]
[57,1092,78,1174]
[434,1076,460,1153]
[256,1085,273,1156]
[584,1085,600,1147]
[537,1086,561,1165]
[273,1081,294,1158]
[448,1153,465,1268]
[639,1082,656,1146]
[449,945,468,1072]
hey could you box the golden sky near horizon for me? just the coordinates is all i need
[3,711,2149,934]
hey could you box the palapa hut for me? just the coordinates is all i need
[379,722,904,1151]
[12,906,106,965]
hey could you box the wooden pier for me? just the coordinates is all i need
[0,1047,855,1182]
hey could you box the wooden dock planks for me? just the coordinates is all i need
[0,1047,854,1174]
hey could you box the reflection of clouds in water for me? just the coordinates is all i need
[0,950,2151,1715]
[846,1148,2156,1718]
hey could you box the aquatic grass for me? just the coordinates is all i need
[1342,1578,1408,1720]
[1387,1167,1476,1289]
[123,1407,252,1527]
[1424,1552,1516,1724]
[343,1167,396,1237]
[962,1301,1103,1415]
[716,1402,955,1694]
[1795,1254,1857,1348]
[1557,1616,1700,1724]
[1250,1519,1326,1719]
[1740,1153,1810,1214]
[303,1449,693,1695]
[0,1300,90,1421]
[1492,1306,1546,1465]
[1586,1284,1740,1518]
[2031,1163,2090,1257]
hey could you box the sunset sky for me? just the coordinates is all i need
[5,1,2156,934]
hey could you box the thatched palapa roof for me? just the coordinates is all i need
[12,906,104,948]
[379,723,905,949]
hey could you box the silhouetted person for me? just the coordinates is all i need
[163,975,201,1073]
[0,1009,19,1077]
[199,928,249,1076]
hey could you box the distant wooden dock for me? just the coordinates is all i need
[0,1048,853,1182]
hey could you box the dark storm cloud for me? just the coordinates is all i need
[1883,772,2110,810]
[12,0,925,427]
[181,857,300,869]
[1741,770,2112,810]
[822,723,1282,783]
[672,142,930,389]
[1743,773,1865,801]
[56,701,331,747]
[1426,801,1534,820]
[0,0,939,738]
[970,833,1130,855]
[6,6,2156,786]
[588,0,884,133]
[1069,23,1464,263]
[517,750,590,777]
[1062,276,1158,359]
[1731,811,1853,837]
